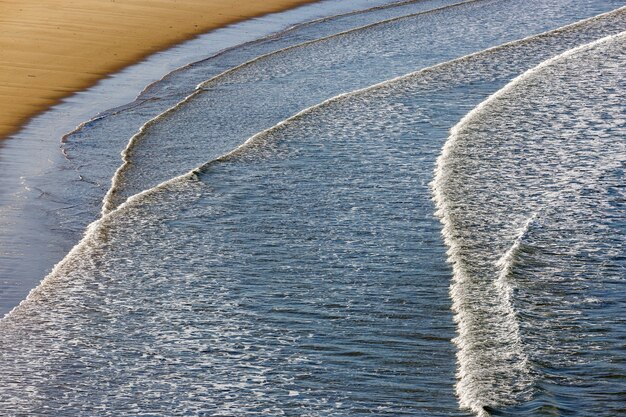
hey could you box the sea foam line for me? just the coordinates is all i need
[100,0,484,214]
[103,2,625,215]
[225,6,625,173]
[430,31,625,416]
[195,0,482,90]
[60,0,443,144]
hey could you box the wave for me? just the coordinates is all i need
[101,0,481,214]
[134,0,462,101]
[220,5,625,167]
[103,0,626,215]
[195,0,481,90]
[431,31,625,416]
[196,11,625,170]
[61,0,459,145]
[85,0,459,110]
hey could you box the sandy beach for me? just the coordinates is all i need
[0,0,318,140]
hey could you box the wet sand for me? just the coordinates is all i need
[0,0,318,140]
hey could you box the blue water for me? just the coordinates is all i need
[0,1,624,416]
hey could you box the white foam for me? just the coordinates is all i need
[430,31,625,415]
[102,0,478,214]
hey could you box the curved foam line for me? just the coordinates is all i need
[101,105,187,214]
[183,8,626,176]
[190,0,478,100]
[100,0,482,214]
[439,31,626,153]
[4,9,624,323]
[430,31,625,416]
[196,0,480,89]
[134,0,453,100]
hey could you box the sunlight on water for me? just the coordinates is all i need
[0,1,624,416]
[433,32,625,416]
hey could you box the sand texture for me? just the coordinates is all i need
[0,0,317,139]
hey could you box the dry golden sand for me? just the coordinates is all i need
[0,0,318,140]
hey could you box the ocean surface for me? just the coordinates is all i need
[0,0,624,416]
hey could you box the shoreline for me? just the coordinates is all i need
[0,0,323,141]
[0,0,397,317]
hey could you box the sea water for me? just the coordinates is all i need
[0,0,624,415]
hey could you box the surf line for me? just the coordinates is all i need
[102,2,625,216]
[135,0,465,101]
[100,0,487,215]
[431,31,625,416]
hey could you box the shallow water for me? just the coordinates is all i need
[0,0,625,416]
[0,0,462,313]
[434,33,625,415]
